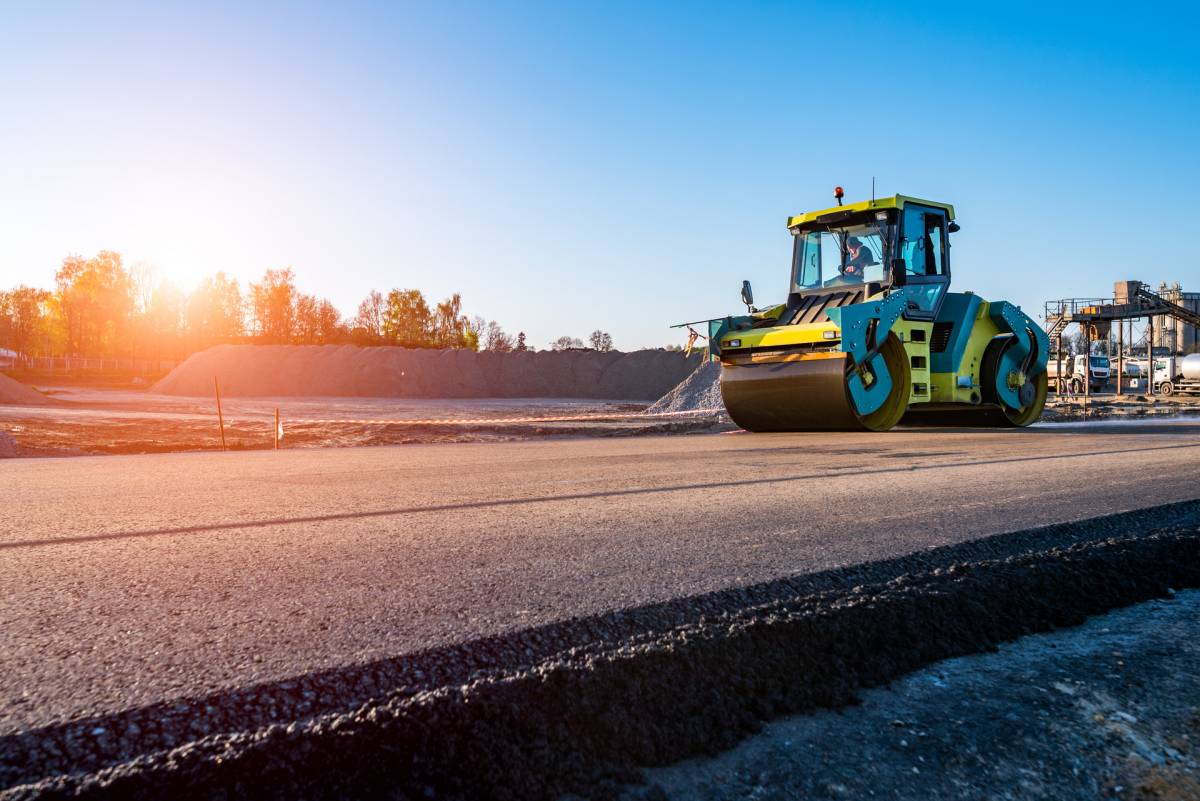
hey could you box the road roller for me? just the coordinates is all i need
[699,191,1049,431]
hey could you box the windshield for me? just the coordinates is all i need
[792,220,889,291]
[1090,356,1109,367]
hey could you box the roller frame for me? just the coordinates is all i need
[985,301,1050,413]
[824,289,910,417]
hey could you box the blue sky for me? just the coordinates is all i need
[1,1,1198,349]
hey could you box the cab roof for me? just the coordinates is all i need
[786,194,955,229]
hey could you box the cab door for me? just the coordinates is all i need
[899,204,951,319]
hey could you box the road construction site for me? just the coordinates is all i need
[3,422,1200,799]
[4,188,1200,798]
[3,369,1199,458]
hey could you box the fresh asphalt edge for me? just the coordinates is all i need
[3,508,1200,799]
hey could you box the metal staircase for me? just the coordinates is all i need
[1135,284,1200,329]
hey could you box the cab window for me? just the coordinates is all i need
[902,207,947,276]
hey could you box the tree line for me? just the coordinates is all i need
[0,251,616,363]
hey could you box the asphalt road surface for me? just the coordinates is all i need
[4,420,1200,736]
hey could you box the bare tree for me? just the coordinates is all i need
[484,321,514,351]
[316,299,342,342]
[467,315,488,347]
[551,335,584,351]
[353,290,386,342]
[588,330,614,352]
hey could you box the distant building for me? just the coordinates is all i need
[1152,281,1200,353]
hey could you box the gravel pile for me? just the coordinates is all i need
[7,502,1200,801]
[645,361,723,414]
[0,374,49,406]
[151,346,701,400]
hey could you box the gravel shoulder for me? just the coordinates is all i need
[637,591,1200,801]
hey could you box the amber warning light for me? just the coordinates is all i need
[834,186,844,206]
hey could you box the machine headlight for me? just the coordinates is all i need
[727,339,741,348]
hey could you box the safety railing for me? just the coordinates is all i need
[10,356,179,373]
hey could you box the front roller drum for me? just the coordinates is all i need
[720,334,911,432]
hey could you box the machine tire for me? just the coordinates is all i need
[981,336,1049,426]
[1070,377,1083,394]
[1159,381,1174,396]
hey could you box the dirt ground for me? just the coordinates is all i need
[0,386,728,456]
[3,382,1200,457]
[1047,393,1200,422]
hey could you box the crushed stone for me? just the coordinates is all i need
[151,346,701,401]
[645,361,723,415]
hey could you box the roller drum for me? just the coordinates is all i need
[720,334,910,432]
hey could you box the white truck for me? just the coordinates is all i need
[1149,354,1200,396]
[1047,354,1110,394]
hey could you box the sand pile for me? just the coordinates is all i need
[645,360,724,414]
[0,373,50,406]
[152,345,702,400]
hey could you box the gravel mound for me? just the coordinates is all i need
[151,345,701,400]
[646,360,723,414]
[0,374,49,406]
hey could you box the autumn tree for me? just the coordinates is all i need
[294,294,320,343]
[187,272,244,347]
[141,282,186,359]
[383,289,432,347]
[516,331,528,351]
[0,287,54,359]
[432,293,475,349]
[251,268,297,343]
[55,251,134,356]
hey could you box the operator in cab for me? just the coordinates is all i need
[841,236,874,280]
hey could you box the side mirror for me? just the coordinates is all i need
[890,258,907,287]
[740,280,754,310]
[948,221,961,233]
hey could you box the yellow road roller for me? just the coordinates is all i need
[691,192,1049,431]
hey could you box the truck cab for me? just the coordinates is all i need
[1150,355,1200,396]
[1048,354,1109,393]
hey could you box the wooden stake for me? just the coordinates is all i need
[274,407,280,450]
[214,377,227,452]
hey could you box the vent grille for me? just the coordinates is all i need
[930,322,954,353]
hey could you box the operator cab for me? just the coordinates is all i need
[787,195,956,320]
